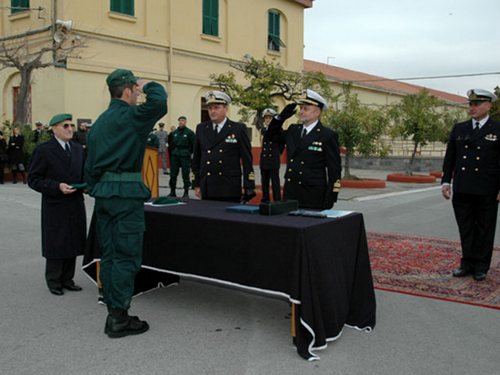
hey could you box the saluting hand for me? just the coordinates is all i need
[136,79,151,92]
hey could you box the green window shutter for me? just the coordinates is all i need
[203,0,219,36]
[268,10,285,51]
[110,0,134,16]
[11,0,29,14]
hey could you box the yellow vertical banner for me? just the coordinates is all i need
[142,146,159,198]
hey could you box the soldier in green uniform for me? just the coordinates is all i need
[168,115,195,199]
[85,69,168,338]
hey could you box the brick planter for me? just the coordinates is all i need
[386,173,436,183]
[341,179,386,189]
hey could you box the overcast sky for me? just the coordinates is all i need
[303,0,500,97]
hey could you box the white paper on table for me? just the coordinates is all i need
[320,209,353,218]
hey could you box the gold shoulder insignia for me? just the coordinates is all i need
[249,171,255,181]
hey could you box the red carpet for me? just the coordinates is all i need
[367,232,500,310]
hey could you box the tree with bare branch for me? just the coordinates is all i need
[0,29,85,125]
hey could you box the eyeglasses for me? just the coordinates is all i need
[62,123,76,129]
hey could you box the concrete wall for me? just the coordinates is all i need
[344,156,444,172]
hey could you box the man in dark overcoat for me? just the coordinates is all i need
[442,88,500,281]
[259,108,284,202]
[269,89,341,209]
[27,113,86,295]
[192,91,255,202]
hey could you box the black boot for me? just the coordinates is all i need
[104,307,149,338]
[182,188,189,199]
[12,171,17,184]
[168,188,177,197]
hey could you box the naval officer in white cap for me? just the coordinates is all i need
[192,90,256,202]
[268,89,342,209]
[442,88,500,281]
[259,108,284,202]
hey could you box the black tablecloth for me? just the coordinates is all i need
[83,199,376,360]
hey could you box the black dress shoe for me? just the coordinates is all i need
[452,268,471,277]
[49,287,64,296]
[63,284,83,291]
[105,315,149,338]
[473,272,487,281]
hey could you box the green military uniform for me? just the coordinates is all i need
[169,125,195,196]
[85,70,167,311]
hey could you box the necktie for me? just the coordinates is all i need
[473,121,480,131]
[213,124,218,135]
[64,143,71,157]
[301,127,307,138]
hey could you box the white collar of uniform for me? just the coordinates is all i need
[213,117,228,131]
[473,116,489,129]
[302,120,319,134]
[54,135,69,150]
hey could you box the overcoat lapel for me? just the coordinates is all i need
[48,138,70,166]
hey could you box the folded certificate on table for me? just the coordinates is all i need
[288,210,327,218]
[320,209,353,218]
[144,197,186,207]
[71,182,88,189]
[225,204,260,214]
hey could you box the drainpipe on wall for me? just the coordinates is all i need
[167,0,173,124]
[51,0,57,65]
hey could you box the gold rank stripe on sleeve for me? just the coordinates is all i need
[333,180,341,192]
[248,171,255,181]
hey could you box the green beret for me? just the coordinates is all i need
[106,69,137,88]
[178,116,187,120]
[49,113,72,126]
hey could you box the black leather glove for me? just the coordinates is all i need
[241,188,256,203]
[278,103,297,121]
[323,191,336,209]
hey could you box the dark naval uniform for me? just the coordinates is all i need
[281,121,341,209]
[260,126,284,201]
[442,117,500,274]
[169,126,195,194]
[85,80,167,311]
[192,119,255,201]
[28,137,86,290]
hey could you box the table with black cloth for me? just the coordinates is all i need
[83,199,376,360]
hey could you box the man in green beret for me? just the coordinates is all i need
[85,68,168,338]
[168,115,195,199]
[28,113,87,296]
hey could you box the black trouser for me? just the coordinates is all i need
[261,168,281,202]
[45,258,77,289]
[0,161,5,183]
[452,192,498,273]
[169,154,191,190]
